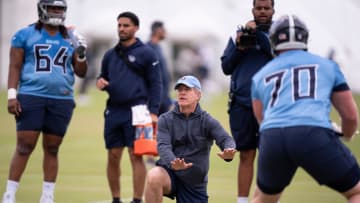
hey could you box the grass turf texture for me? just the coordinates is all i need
[0,89,359,202]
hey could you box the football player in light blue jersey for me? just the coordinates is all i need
[13,25,76,98]
[252,39,347,131]
[250,14,360,203]
[3,1,88,203]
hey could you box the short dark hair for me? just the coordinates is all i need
[253,0,274,7]
[151,21,163,33]
[117,11,139,26]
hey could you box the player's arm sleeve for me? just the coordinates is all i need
[251,77,263,123]
[332,63,350,92]
[220,37,245,75]
[157,116,176,166]
[251,77,260,100]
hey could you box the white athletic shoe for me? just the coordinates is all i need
[39,193,54,203]
[2,192,15,203]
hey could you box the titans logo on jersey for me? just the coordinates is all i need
[11,24,76,99]
[252,50,349,131]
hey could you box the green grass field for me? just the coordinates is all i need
[1,89,359,203]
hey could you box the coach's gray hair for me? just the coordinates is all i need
[194,88,202,102]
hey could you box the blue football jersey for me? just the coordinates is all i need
[252,50,348,130]
[11,24,76,99]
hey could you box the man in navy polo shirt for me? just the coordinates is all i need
[96,11,162,203]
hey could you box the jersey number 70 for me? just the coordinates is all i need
[264,65,317,108]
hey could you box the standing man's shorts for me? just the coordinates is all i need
[229,103,259,150]
[103,106,135,149]
[257,126,360,194]
[16,94,75,137]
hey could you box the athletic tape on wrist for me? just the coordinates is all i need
[77,56,87,62]
[8,88,17,100]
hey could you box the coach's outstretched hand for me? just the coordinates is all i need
[217,148,237,162]
[171,158,193,170]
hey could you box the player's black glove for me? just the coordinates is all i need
[76,45,86,60]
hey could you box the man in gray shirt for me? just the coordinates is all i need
[145,75,236,203]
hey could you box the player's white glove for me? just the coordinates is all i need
[331,121,359,142]
[331,122,343,136]
[69,29,87,61]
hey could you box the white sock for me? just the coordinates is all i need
[237,196,248,203]
[42,181,55,196]
[5,180,19,195]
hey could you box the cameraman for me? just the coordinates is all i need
[220,0,274,203]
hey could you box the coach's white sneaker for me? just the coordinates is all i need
[2,192,15,203]
[39,193,54,203]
